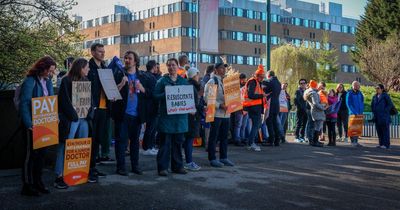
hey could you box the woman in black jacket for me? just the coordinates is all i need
[54,58,91,189]
[335,83,348,142]
[183,67,202,171]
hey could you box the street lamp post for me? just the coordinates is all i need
[266,0,271,70]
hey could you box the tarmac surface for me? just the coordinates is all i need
[1,137,399,210]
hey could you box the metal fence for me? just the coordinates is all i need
[287,112,400,139]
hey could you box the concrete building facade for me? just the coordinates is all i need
[78,0,367,84]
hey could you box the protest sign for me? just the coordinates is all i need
[31,96,58,149]
[72,81,91,118]
[205,84,217,123]
[165,85,195,115]
[348,115,364,137]
[98,69,122,100]
[63,138,92,186]
[223,73,242,114]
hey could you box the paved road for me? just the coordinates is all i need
[1,138,399,210]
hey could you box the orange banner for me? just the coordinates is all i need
[31,96,59,149]
[348,115,364,137]
[223,73,242,114]
[206,84,217,123]
[63,138,92,186]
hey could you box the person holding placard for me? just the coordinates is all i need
[87,43,109,181]
[19,56,56,196]
[204,63,235,168]
[346,81,364,147]
[112,51,152,176]
[153,58,190,176]
[54,58,91,189]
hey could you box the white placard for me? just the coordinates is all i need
[98,69,122,100]
[165,85,195,115]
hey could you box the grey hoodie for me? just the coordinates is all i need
[304,88,326,121]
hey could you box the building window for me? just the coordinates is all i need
[247,57,254,65]
[315,21,321,29]
[271,14,280,23]
[237,32,244,41]
[237,55,244,64]
[303,19,309,27]
[247,33,254,42]
[341,65,349,72]
[350,27,356,34]
[254,24,257,31]
[246,10,254,19]
[341,44,349,53]
[323,22,330,30]
[255,48,258,54]
[341,25,349,33]
[283,28,289,36]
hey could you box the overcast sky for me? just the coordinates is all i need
[70,0,368,20]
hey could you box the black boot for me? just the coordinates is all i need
[311,131,323,147]
[21,184,40,196]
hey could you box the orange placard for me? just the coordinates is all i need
[223,73,242,114]
[206,84,217,123]
[63,138,92,186]
[348,115,364,137]
[193,137,202,147]
[31,96,59,149]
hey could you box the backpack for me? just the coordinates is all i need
[384,94,398,116]
[13,79,36,113]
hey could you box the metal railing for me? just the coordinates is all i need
[287,112,400,139]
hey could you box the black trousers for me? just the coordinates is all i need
[142,117,157,150]
[295,110,307,139]
[90,108,110,169]
[327,120,336,143]
[22,129,46,187]
[337,111,349,138]
[266,112,281,145]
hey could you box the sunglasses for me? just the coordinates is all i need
[300,82,306,85]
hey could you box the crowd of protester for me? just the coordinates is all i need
[17,43,396,196]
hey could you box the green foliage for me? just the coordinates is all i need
[313,32,338,82]
[325,83,400,112]
[0,0,85,90]
[353,0,400,63]
[271,44,317,97]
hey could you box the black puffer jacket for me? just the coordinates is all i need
[186,79,202,138]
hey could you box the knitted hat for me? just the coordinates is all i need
[186,67,199,79]
[255,64,265,75]
[309,80,318,89]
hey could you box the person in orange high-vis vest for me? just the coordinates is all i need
[177,54,189,78]
[243,64,267,152]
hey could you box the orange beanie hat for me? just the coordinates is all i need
[309,80,318,89]
[255,64,265,75]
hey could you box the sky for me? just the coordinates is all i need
[71,0,368,20]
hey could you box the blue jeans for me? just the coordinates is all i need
[233,111,243,142]
[279,112,288,136]
[55,119,89,176]
[306,109,314,140]
[261,119,269,140]
[157,133,184,172]
[248,111,262,145]
[183,138,194,163]
[208,117,229,161]
[241,114,250,141]
[116,114,141,171]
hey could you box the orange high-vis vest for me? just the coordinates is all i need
[177,67,187,78]
[243,77,264,107]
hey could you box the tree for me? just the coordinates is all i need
[0,0,85,90]
[353,0,400,62]
[358,34,400,91]
[313,32,338,82]
[271,44,317,97]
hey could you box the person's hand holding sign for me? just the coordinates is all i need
[117,76,128,91]
[220,103,228,111]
